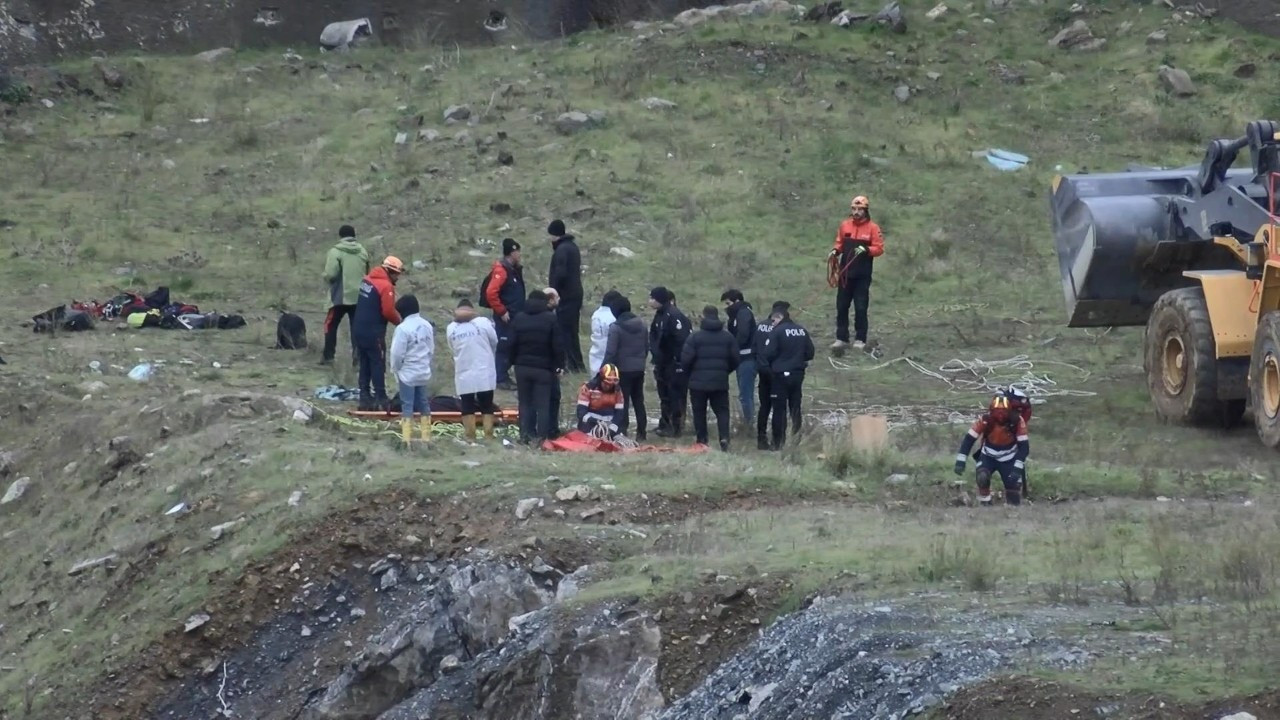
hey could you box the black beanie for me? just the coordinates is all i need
[339,224,356,238]
[547,219,566,237]
[502,237,521,256]
[395,294,420,317]
[457,298,473,309]
[649,286,671,305]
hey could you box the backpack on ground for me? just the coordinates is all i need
[276,312,307,349]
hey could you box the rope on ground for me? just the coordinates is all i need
[588,422,640,449]
[828,354,1097,400]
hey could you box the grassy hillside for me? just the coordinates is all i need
[2,0,1280,715]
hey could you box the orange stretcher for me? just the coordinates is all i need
[346,408,521,424]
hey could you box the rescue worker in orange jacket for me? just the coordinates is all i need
[827,195,884,351]
[353,256,404,411]
[954,394,1030,506]
[575,363,626,437]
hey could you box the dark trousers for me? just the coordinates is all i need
[557,299,585,372]
[322,304,356,362]
[690,388,731,447]
[769,370,805,448]
[493,314,513,385]
[757,371,774,445]
[514,366,557,443]
[618,370,647,437]
[836,275,872,343]
[655,364,687,433]
[356,340,387,401]
[460,391,497,414]
[976,456,1022,505]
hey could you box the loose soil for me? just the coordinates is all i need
[938,675,1280,720]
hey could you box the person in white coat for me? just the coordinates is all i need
[389,294,435,446]
[447,298,500,442]
[588,290,623,375]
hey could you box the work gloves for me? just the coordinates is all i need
[953,458,966,475]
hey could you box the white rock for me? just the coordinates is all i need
[292,407,312,423]
[394,131,408,145]
[288,490,303,507]
[555,484,591,501]
[610,247,636,258]
[640,97,677,110]
[1220,714,1257,720]
[418,128,440,142]
[195,48,234,62]
[515,497,543,519]
[443,104,471,123]
[184,613,211,632]
[210,519,243,540]
[1,477,31,504]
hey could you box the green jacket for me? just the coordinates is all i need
[323,239,371,306]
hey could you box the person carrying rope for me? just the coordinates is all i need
[827,195,884,352]
[575,363,626,439]
[954,393,1030,506]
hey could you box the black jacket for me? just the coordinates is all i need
[724,301,756,360]
[604,312,649,373]
[502,295,565,372]
[650,303,692,368]
[548,235,583,305]
[762,318,815,375]
[752,317,776,373]
[679,315,740,392]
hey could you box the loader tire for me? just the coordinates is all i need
[1144,287,1235,427]
[1250,311,1280,448]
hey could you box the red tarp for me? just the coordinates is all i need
[540,430,712,454]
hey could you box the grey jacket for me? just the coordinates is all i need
[603,312,649,373]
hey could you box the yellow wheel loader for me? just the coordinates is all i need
[1050,120,1280,447]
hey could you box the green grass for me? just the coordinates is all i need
[4,0,1280,713]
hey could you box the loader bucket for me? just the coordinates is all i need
[1050,169,1195,327]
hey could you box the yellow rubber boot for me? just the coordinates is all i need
[419,415,433,443]
[482,414,496,440]
[462,415,478,443]
[400,419,413,448]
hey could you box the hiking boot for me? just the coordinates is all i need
[636,430,647,442]
[319,357,334,366]
[757,437,770,451]
[719,439,730,452]
[830,339,849,350]
[358,395,375,412]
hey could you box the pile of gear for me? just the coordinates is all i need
[33,286,246,333]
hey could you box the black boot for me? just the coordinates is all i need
[358,394,374,412]
[719,439,730,452]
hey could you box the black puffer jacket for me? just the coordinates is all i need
[502,295,565,372]
[548,235,583,305]
[604,311,649,373]
[679,315,740,392]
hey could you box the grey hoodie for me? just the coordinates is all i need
[603,312,649,373]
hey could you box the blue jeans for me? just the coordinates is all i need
[399,383,429,419]
[736,357,757,419]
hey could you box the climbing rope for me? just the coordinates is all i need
[806,402,973,431]
[828,354,1097,400]
[587,421,640,449]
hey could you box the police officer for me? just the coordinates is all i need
[648,286,691,437]
[761,301,815,450]
[753,300,786,450]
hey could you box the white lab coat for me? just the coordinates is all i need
[588,305,616,375]
[389,314,434,387]
[447,314,499,395]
